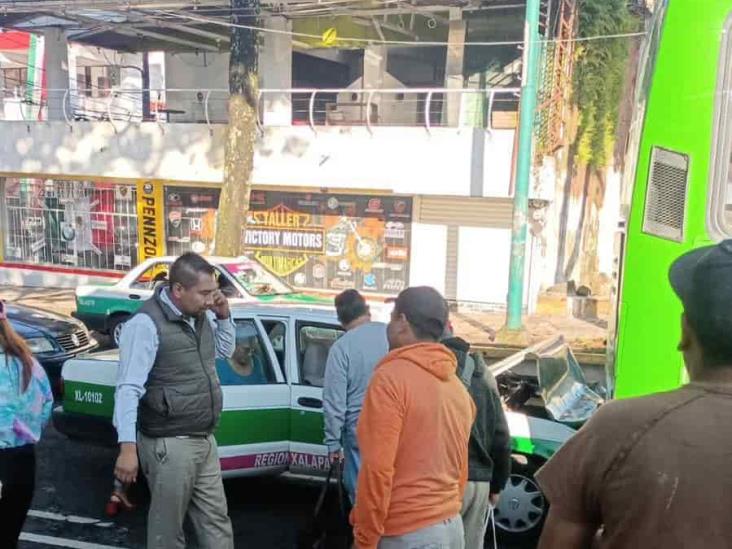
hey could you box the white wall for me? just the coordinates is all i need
[409,223,448,293]
[0,120,226,183]
[255,126,515,197]
[598,170,622,275]
[0,266,119,288]
[456,227,511,305]
[456,227,534,308]
[534,153,623,293]
[0,121,515,198]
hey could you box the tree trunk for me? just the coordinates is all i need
[554,141,578,284]
[214,0,259,257]
[564,163,592,281]
[579,170,603,288]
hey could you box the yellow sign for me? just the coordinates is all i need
[322,27,337,46]
[254,252,309,277]
[136,180,165,264]
[250,207,311,229]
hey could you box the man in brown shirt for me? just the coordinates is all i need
[536,240,732,548]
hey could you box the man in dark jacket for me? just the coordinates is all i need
[442,323,511,548]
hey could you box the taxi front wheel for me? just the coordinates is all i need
[491,456,547,544]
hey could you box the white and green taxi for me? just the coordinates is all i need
[55,305,588,541]
[72,256,332,346]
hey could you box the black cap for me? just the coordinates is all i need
[669,240,732,360]
[393,286,448,340]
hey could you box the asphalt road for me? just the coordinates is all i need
[20,422,341,549]
[18,422,535,549]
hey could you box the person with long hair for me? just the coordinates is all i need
[0,299,53,548]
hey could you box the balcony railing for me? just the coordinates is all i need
[0,86,520,131]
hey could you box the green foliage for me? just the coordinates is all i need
[573,0,637,167]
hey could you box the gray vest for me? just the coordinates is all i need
[137,288,223,437]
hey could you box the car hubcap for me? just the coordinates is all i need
[494,473,545,533]
[113,322,126,345]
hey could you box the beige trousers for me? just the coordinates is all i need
[461,481,492,549]
[138,432,234,549]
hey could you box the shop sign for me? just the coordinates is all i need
[244,191,413,294]
[136,180,165,263]
[254,252,310,277]
[385,246,409,261]
[383,279,406,292]
[114,255,132,268]
[385,222,406,240]
[245,205,325,254]
[30,239,46,253]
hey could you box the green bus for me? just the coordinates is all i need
[610,0,732,398]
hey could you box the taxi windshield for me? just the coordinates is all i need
[222,261,293,296]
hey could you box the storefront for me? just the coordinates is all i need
[1,177,139,271]
[0,177,414,296]
[244,190,413,295]
[164,185,221,257]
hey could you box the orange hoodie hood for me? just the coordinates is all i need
[382,342,457,381]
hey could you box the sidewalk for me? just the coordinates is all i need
[0,285,609,360]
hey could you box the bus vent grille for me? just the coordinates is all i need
[642,147,690,242]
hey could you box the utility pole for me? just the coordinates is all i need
[505,0,541,331]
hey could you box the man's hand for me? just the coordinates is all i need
[210,289,230,320]
[329,449,344,464]
[115,442,139,484]
[489,492,500,508]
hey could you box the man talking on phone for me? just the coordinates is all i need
[113,252,236,549]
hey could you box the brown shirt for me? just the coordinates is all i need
[536,382,732,548]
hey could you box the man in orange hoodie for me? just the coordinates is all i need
[352,286,476,549]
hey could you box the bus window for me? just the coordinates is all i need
[709,15,732,239]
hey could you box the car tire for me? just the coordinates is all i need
[490,455,547,545]
[109,314,131,348]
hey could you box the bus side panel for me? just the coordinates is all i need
[614,1,730,398]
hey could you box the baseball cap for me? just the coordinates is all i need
[669,240,732,359]
[392,286,448,340]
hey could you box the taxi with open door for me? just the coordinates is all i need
[54,304,582,541]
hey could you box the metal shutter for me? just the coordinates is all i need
[415,196,514,228]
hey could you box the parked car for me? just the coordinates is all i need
[54,304,582,542]
[5,302,98,392]
[72,256,332,345]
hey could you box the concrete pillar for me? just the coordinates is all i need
[363,45,387,123]
[43,29,70,121]
[363,45,387,88]
[444,8,466,126]
[260,17,292,126]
